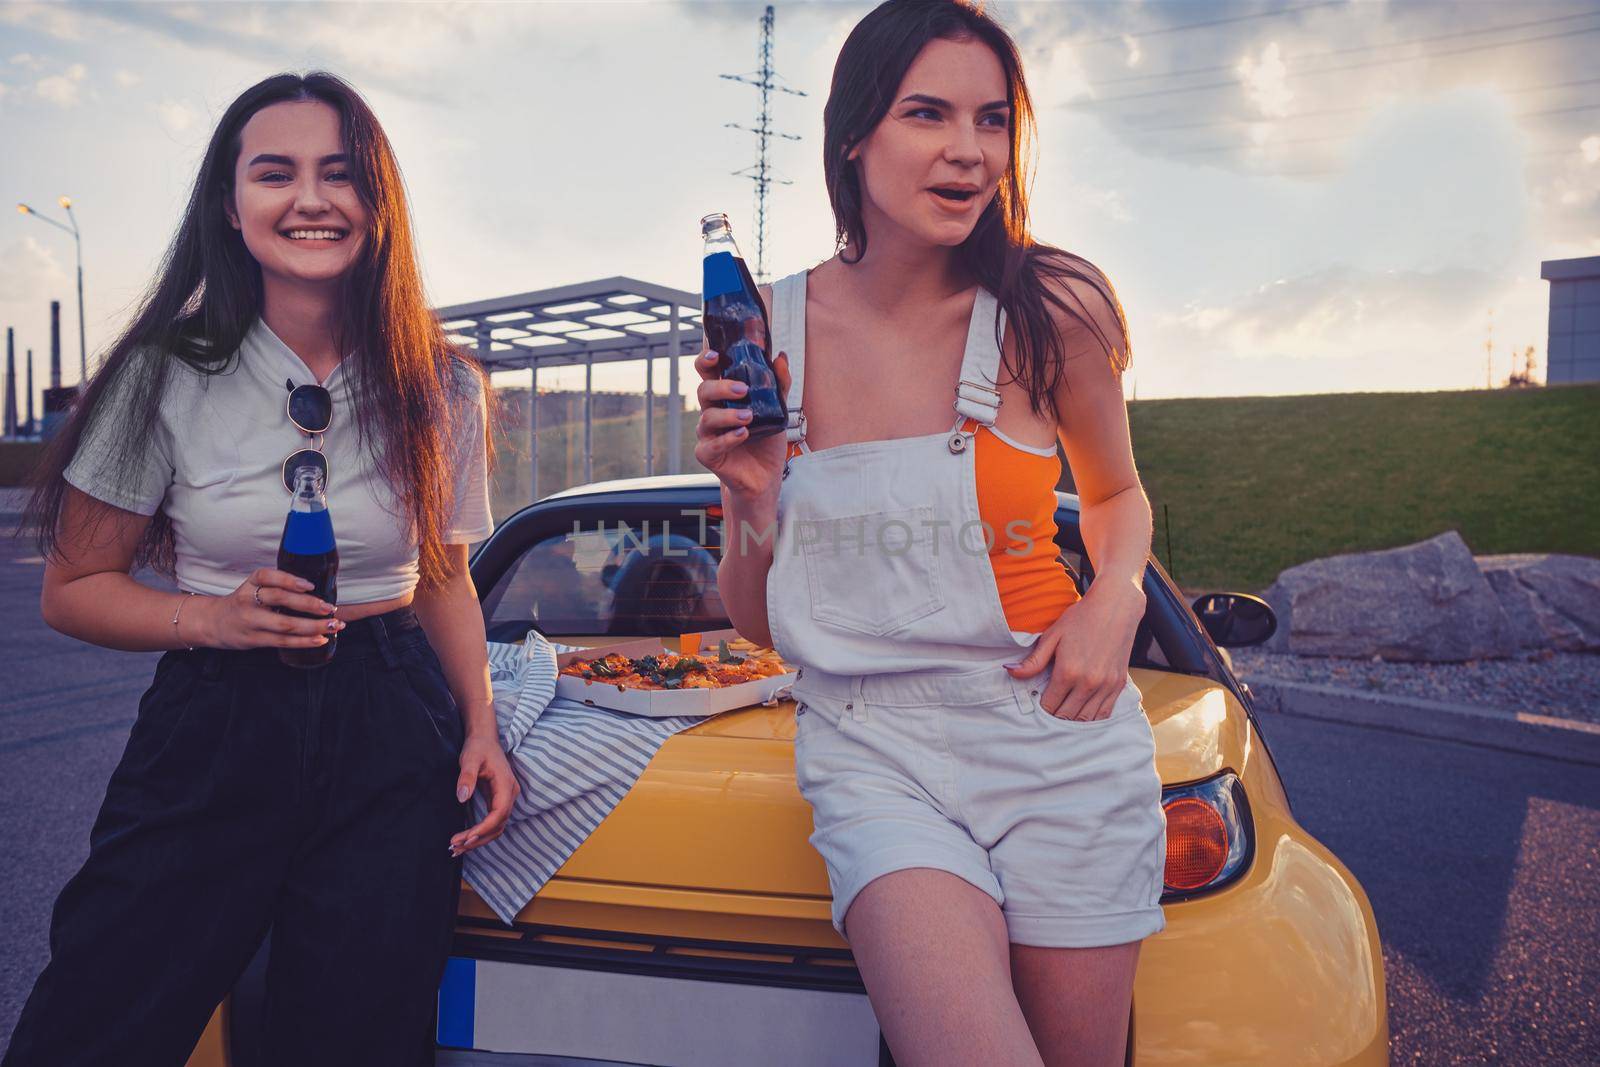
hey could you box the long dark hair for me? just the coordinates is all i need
[25,71,491,587]
[824,0,1131,421]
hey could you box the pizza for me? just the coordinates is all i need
[560,639,791,691]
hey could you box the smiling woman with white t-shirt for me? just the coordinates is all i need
[7,71,518,1067]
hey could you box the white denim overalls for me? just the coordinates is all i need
[764,268,1167,947]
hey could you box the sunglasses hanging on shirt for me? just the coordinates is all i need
[283,378,334,493]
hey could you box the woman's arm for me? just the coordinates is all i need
[42,486,341,652]
[1049,273,1152,615]
[43,489,197,651]
[717,480,780,650]
[410,544,494,740]
[1004,269,1151,720]
[411,542,518,855]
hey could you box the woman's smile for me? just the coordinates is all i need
[279,226,350,244]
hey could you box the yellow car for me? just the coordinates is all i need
[189,474,1387,1067]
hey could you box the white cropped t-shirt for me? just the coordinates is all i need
[63,318,494,603]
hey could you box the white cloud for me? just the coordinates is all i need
[1025,36,1093,118]
[1546,157,1600,211]
[1172,303,1235,334]
[1121,34,1140,69]
[155,99,196,134]
[1064,181,1133,224]
[0,236,69,305]
[10,52,44,70]
[0,3,84,41]
[1582,136,1600,165]
[113,68,140,88]
[1160,266,1500,350]
[1140,264,1543,397]
[35,61,86,107]
[76,1,555,102]
[1235,42,1292,120]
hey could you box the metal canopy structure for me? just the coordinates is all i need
[435,277,703,502]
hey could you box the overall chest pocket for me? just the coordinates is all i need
[799,505,945,637]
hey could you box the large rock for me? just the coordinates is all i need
[1477,553,1600,653]
[1261,530,1521,661]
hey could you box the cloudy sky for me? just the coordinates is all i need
[2,0,1597,413]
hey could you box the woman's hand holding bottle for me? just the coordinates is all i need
[190,567,345,650]
[693,346,791,500]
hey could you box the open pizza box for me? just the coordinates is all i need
[553,627,799,719]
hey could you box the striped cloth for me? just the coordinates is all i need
[460,632,710,926]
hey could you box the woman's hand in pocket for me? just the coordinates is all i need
[1004,581,1146,721]
[450,732,520,856]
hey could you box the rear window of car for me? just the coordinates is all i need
[1059,542,1174,670]
[481,520,730,640]
[479,511,1174,671]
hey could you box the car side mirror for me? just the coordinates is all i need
[1191,592,1277,648]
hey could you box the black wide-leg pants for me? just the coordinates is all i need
[3,607,468,1067]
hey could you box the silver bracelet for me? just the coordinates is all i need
[172,592,200,651]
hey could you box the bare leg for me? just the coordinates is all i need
[1010,941,1141,1067]
[844,868,1045,1067]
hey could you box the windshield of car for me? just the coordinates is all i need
[480,510,1176,672]
[480,520,728,640]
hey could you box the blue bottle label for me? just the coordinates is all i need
[703,251,745,301]
[283,509,335,555]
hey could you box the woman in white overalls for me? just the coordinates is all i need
[696,3,1165,1064]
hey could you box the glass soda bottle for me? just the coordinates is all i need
[700,212,786,439]
[277,465,340,669]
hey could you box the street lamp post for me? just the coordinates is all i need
[16,197,88,381]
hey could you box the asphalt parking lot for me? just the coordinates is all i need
[2,520,1596,1065]
[1257,713,1598,1064]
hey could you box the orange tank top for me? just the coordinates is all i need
[786,418,1081,633]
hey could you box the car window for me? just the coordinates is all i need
[481,511,1171,670]
[481,521,730,640]
[1056,542,1172,670]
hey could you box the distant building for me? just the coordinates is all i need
[1540,255,1600,384]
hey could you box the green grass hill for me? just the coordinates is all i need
[1128,383,1598,593]
[490,383,1598,595]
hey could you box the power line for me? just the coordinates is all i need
[1091,9,1600,87]
[1169,131,1352,157]
[1128,102,1373,134]
[1163,100,1600,157]
[1242,142,1596,179]
[1068,22,1600,106]
[1123,75,1600,134]
[1520,100,1600,120]
[1073,0,1345,48]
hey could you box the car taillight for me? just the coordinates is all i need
[1164,798,1228,889]
[1159,771,1253,901]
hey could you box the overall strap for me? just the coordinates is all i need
[771,270,809,447]
[952,286,1005,429]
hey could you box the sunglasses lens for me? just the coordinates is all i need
[288,385,332,434]
[282,449,329,493]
